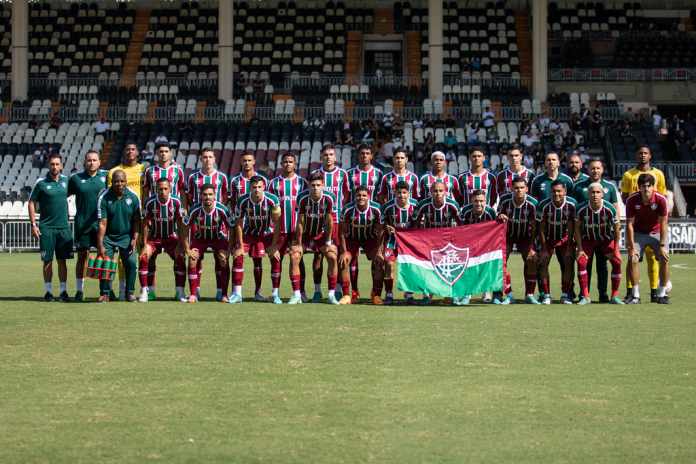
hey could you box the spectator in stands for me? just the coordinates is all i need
[445,130,457,150]
[652,110,663,134]
[29,117,39,130]
[412,117,424,129]
[591,108,604,141]
[482,107,496,136]
[523,151,535,169]
[471,57,481,71]
[445,115,456,129]
[423,132,435,159]
[50,112,61,129]
[95,117,110,136]
[360,120,375,144]
[382,111,395,137]
[467,123,480,145]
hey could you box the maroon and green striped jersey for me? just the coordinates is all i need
[187,169,229,206]
[458,169,498,206]
[459,204,497,224]
[576,201,618,242]
[296,191,335,238]
[497,193,538,240]
[496,167,535,196]
[185,202,232,241]
[312,166,350,223]
[378,170,421,202]
[235,192,280,236]
[229,171,268,205]
[268,174,308,234]
[144,163,186,200]
[414,197,461,228]
[381,198,418,249]
[347,165,383,201]
[144,196,184,240]
[419,172,461,201]
[537,197,577,243]
[341,201,382,242]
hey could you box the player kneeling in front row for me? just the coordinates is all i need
[537,180,577,305]
[138,178,187,302]
[625,174,671,304]
[381,181,419,305]
[290,172,340,304]
[183,184,233,303]
[574,183,624,305]
[339,186,385,305]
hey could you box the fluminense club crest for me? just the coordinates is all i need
[430,243,470,285]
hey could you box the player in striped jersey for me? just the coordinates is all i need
[138,178,187,303]
[496,145,535,196]
[229,152,269,206]
[496,177,540,304]
[143,141,186,207]
[536,180,577,305]
[529,152,574,202]
[268,153,309,303]
[574,183,624,305]
[348,144,383,201]
[230,176,282,304]
[182,184,234,303]
[381,181,419,304]
[310,144,350,302]
[457,189,498,305]
[187,147,229,206]
[414,181,461,229]
[377,148,420,203]
[292,172,339,305]
[338,186,384,305]
[458,149,498,206]
[419,151,461,202]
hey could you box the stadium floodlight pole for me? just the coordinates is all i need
[218,0,234,101]
[11,0,28,101]
[532,0,549,102]
[427,0,443,101]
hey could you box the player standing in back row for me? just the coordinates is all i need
[419,151,461,201]
[377,148,420,203]
[187,147,229,206]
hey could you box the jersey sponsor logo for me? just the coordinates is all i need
[431,243,469,285]
[126,198,133,205]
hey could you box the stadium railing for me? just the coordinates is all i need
[550,68,695,81]
[613,161,696,183]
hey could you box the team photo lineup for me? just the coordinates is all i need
[28,137,673,306]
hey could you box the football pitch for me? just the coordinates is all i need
[1,252,695,463]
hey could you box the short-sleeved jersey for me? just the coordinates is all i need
[497,193,538,240]
[576,201,618,241]
[187,169,229,205]
[229,171,268,205]
[419,172,461,200]
[620,167,667,196]
[107,163,145,200]
[296,191,335,238]
[144,163,186,200]
[185,202,232,241]
[458,170,498,206]
[378,170,421,202]
[415,197,461,228]
[30,174,70,229]
[537,197,577,243]
[381,198,419,248]
[68,169,108,235]
[268,174,308,234]
[347,165,383,201]
[143,196,185,240]
[530,172,574,202]
[460,204,497,224]
[572,178,619,206]
[97,188,141,244]
[236,192,279,236]
[496,167,536,196]
[625,191,668,235]
[341,201,382,242]
[313,166,351,223]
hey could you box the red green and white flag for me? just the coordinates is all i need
[395,222,506,297]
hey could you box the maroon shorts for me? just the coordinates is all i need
[146,237,179,259]
[507,237,535,256]
[243,234,273,258]
[302,232,332,254]
[344,237,381,259]
[581,239,620,260]
[190,238,228,256]
[275,233,291,256]
[541,236,573,257]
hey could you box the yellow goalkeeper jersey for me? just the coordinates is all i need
[107,163,145,200]
[620,166,666,196]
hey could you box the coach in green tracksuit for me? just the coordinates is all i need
[28,153,73,302]
[97,169,141,302]
[68,150,108,301]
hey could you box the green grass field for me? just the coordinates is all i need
[1,252,695,463]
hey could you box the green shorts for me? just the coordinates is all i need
[39,226,74,262]
[74,228,99,251]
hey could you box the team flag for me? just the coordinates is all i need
[395,222,506,297]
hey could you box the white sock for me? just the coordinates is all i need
[141,286,149,293]
[119,280,126,293]
[272,288,279,297]
[44,282,52,293]
[328,289,335,297]
[294,290,301,297]
[233,285,242,295]
[76,279,84,292]
[59,282,67,293]
[314,283,321,293]
[658,286,666,297]
[632,285,640,298]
